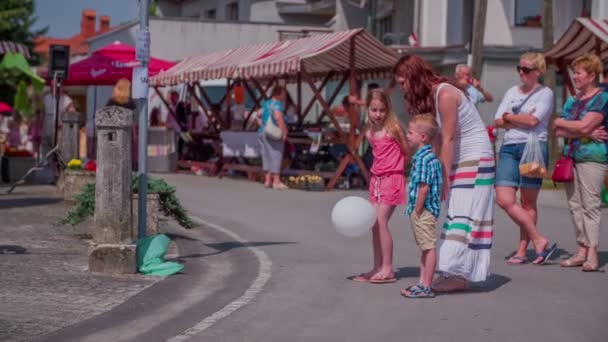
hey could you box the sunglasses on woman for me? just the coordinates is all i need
[516,66,537,74]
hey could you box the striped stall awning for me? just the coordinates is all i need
[0,41,31,58]
[150,28,398,86]
[545,17,608,64]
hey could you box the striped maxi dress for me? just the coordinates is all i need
[434,83,496,282]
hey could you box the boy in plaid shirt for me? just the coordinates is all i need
[401,114,443,299]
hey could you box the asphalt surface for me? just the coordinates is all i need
[4,175,607,342]
[160,173,608,342]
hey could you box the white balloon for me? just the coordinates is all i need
[331,196,376,237]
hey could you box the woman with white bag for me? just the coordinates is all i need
[257,86,289,189]
[494,52,557,265]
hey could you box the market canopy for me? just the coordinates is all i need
[545,17,608,64]
[150,28,398,86]
[0,41,30,58]
[57,41,175,86]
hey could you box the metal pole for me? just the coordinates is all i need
[137,0,150,240]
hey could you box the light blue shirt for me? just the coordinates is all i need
[467,85,485,105]
[257,98,285,135]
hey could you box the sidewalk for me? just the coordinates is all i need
[0,185,159,342]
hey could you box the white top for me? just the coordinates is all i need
[494,85,554,144]
[435,83,493,160]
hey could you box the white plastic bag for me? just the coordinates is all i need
[519,134,547,178]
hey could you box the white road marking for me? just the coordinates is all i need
[166,216,272,342]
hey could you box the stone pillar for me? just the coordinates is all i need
[61,111,81,163]
[89,106,136,274]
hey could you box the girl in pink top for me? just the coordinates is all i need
[353,89,410,284]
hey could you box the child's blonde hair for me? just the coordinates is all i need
[410,113,439,141]
[365,89,402,139]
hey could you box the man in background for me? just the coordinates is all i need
[454,64,494,105]
[42,85,75,156]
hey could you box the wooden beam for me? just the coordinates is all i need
[196,83,228,129]
[302,71,346,140]
[325,132,368,190]
[226,78,232,127]
[301,69,369,189]
[241,80,270,130]
[297,72,302,128]
[188,84,220,133]
[300,71,336,122]
[315,73,349,124]
[471,0,488,79]
[252,78,276,101]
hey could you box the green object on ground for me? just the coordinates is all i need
[602,187,608,204]
[137,234,183,276]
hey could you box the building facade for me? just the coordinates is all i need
[84,1,608,126]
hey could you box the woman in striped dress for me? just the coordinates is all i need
[393,55,495,292]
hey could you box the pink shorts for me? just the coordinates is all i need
[369,173,406,205]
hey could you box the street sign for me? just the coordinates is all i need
[135,29,150,62]
[132,66,149,99]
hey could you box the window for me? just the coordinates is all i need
[514,0,542,27]
[204,9,216,19]
[226,2,238,20]
[376,15,393,44]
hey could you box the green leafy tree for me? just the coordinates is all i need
[0,0,47,64]
[149,0,158,17]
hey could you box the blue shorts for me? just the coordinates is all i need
[496,141,548,189]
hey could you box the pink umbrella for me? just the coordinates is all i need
[48,41,176,86]
[0,101,13,115]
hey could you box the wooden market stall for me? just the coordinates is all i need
[545,17,608,102]
[150,28,398,190]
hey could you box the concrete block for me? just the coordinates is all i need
[89,244,137,274]
[62,170,96,202]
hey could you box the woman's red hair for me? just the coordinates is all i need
[393,55,466,115]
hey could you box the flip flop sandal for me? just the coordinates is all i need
[506,255,529,265]
[401,284,435,298]
[368,276,397,284]
[504,251,517,260]
[533,242,557,265]
[560,254,586,267]
[582,259,600,272]
[351,274,371,282]
[272,183,290,190]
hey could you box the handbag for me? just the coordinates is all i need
[551,154,575,183]
[551,92,596,183]
[512,86,544,114]
[264,115,283,140]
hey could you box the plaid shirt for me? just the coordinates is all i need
[406,144,443,218]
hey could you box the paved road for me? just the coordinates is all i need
[161,173,608,342]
